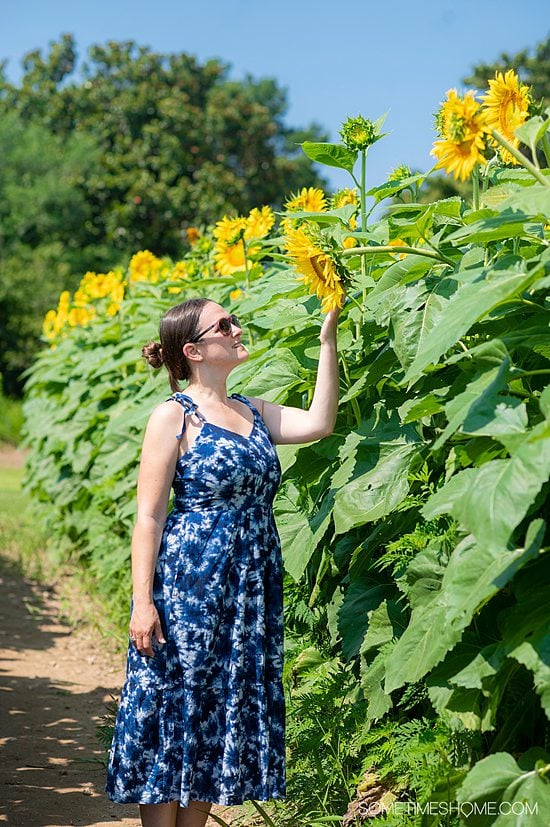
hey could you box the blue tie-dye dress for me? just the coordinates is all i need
[106,392,286,807]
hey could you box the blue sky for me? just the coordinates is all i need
[2,1,548,191]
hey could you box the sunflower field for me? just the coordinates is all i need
[23,72,550,825]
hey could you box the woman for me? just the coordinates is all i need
[106,297,340,827]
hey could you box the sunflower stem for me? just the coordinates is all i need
[341,244,454,266]
[360,149,368,315]
[340,352,362,428]
[360,150,367,233]
[491,129,550,187]
[242,237,250,288]
[472,165,480,211]
[346,292,365,314]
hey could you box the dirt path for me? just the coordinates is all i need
[0,448,240,827]
[0,555,141,826]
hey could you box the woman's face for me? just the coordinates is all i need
[190,302,249,367]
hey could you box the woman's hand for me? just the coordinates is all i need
[129,601,166,657]
[319,305,343,345]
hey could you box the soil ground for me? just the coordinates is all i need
[0,446,242,827]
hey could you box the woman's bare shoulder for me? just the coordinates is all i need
[146,398,185,432]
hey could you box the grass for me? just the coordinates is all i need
[0,390,24,444]
[0,454,47,579]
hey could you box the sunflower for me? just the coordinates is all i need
[213,213,263,276]
[284,187,327,214]
[129,250,164,284]
[42,310,58,341]
[331,188,359,209]
[431,89,490,181]
[388,164,412,182]
[68,306,95,328]
[214,241,248,276]
[244,206,274,240]
[285,226,346,312]
[482,70,530,165]
[213,215,247,246]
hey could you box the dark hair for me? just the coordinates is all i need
[142,298,211,392]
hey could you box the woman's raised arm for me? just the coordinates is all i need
[247,307,341,445]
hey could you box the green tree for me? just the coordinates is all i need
[0,112,106,395]
[0,35,327,257]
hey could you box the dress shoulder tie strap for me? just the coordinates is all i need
[168,393,208,440]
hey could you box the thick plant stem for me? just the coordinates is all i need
[360,150,367,234]
[242,237,250,289]
[340,352,361,427]
[472,165,480,211]
[360,149,367,313]
[341,245,453,266]
[492,129,550,187]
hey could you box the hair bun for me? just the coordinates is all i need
[142,340,164,369]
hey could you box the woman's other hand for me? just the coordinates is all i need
[129,601,166,657]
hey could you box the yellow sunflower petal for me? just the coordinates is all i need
[482,69,530,165]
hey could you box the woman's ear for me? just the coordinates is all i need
[182,342,202,363]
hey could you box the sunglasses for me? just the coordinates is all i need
[190,314,240,343]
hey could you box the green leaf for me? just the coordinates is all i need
[424,420,550,552]
[515,114,550,158]
[361,649,394,722]
[274,482,332,581]
[367,172,426,204]
[241,348,304,401]
[457,750,550,826]
[301,141,358,173]
[426,638,514,731]
[403,260,541,384]
[434,358,527,449]
[374,277,454,372]
[359,598,407,658]
[446,209,536,243]
[331,412,421,534]
[338,580,391,659]
[497,184,550,220]
[498,548,550,716]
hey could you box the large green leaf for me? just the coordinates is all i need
[497,184,550,219]
[338,580,392,659]
[457,749,550,826]
[424,421,550,552]
[426,637,515,731]
[274,482,332,581]
[434,358,527,448]
[331,412,421,534]
[300,141,357,173]
[446,209,539,243]
[240,348,305,400]
[404,264,542,384]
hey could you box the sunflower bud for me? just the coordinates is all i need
[339,115,376,151]
[388,164,412,182]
